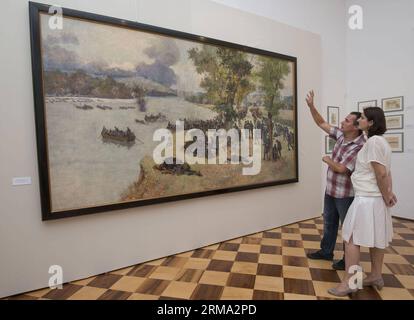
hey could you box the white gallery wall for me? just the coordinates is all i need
[0,0,323,297]
[345,0,414,220]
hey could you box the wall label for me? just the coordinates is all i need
[12,177,32,186]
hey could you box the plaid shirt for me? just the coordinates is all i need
[326,127,366,198]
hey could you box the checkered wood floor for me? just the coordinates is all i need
[5,216,414,300]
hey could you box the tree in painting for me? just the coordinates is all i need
[188,46,254,127]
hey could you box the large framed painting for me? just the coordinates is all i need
[29,2,298,220]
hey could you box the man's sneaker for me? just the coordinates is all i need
[332,258,345,270]
[306,250,334,261]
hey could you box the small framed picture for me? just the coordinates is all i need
[385,114,404,130]
[325,136,336,154]
[384,132,404,153]
[327,106,340,126]
[358,100,377,112]
[382,96,404,112]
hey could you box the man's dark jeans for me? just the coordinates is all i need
[320,194,354,257]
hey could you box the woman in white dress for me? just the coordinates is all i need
[329,107,397,297]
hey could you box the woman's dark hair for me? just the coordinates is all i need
[363,107,387,137]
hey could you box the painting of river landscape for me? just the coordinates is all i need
[31,5,297,219]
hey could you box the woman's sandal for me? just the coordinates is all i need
[328,286,358,297]
[363,278,384,291]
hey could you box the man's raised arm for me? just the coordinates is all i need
[305,90,332,135]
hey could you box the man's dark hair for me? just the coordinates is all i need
[363,107,387,137]
[350,111,362,135]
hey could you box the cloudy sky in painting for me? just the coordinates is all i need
[40,13,293,97]
[40,13,204,92]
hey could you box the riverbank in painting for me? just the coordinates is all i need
[121,136,295,202]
